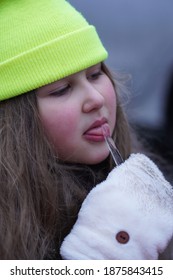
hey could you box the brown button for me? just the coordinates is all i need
[116,231,129,244]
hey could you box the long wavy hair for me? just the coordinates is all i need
[0,63,131,259]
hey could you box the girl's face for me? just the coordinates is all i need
[36,63,116,164]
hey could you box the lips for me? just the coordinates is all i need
[84,118,110,142]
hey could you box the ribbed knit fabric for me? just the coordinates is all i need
[0,0,108,101]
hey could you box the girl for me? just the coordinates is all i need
[0,0,172,259]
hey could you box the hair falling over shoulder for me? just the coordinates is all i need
[0,64,131,259]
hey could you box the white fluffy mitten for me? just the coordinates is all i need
[60,154,173,260]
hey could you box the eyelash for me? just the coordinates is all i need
[49,70,102,96]
[50,84,71,96]
[88,70,103,80]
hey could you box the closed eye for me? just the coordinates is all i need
[87,71,103,81]
[49,84,71,97]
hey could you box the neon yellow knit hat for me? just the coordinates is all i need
[0,0,108,101]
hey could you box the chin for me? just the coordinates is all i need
[80,151,110,165]
[61,146,110,165]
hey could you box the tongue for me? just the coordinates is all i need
[86,126,103,135]
[86,123,111,136]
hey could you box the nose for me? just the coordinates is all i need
[82,83,105,113]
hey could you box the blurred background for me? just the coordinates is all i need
[70,0,173,129]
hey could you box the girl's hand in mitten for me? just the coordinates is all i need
[60,154,173,260]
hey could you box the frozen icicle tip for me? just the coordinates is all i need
[101,123,110,138]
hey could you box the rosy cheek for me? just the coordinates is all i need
[106,84,116,111]
[57,107,78,135]
[41,107,78,151]
[105,83,117,134]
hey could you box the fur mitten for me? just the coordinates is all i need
[60,154,173,259]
